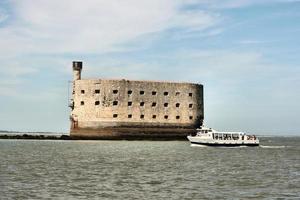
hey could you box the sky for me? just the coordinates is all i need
[0,0,299,135]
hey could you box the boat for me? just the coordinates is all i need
[187,126,259,147]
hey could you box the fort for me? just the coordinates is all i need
[69,61,204,139]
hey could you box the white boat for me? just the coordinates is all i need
[187,126,259,147]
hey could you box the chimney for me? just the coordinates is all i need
[72,61,82,81]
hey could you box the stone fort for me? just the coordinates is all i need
[69,61,204,139]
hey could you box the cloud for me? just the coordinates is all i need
[0,9,8,23]
[0,0,221,95]
[0,0,219,55]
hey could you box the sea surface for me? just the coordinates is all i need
[0,137,299,199]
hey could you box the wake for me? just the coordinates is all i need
[260,145,287,149]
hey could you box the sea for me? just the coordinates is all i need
[0,136,299,199]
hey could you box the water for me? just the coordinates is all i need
[0,137,299,199]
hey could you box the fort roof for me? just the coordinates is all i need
[80,78,202,86]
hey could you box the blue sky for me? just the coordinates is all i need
[0,0,299,135]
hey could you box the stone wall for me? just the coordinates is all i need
[69,62,204,139]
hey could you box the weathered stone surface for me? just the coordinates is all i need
[70,62,204,139]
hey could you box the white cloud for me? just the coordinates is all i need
[0,10,8,23]
[0,0,219,55]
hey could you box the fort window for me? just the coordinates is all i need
[80,101,84,105]
[140,102,145,106]
[95,101,100,105]
[176,116,180,119]
[128,90,132,95]
[176,103,180,107]
[140,115,144,119]
[164,115,168,119]
[176,92,180,96]
[164,103,168,107]
[189,116,193,120]
[152,91,157,95]
[152,115,157,119]
[140,91,145,95]
[113,101,118,106]
[81,90,85,94]
[95,89,100,94]
[128,114,132,118]
[113,90,118,94]
[113,114,118,118]
[152,102,157,107]
[164,92,169,96]
[189,93,193,97]
[128,102,132,106]
[189,104,193,108]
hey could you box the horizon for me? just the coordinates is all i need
[0,0,299,135]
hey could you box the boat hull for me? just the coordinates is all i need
[190,141,259,147]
